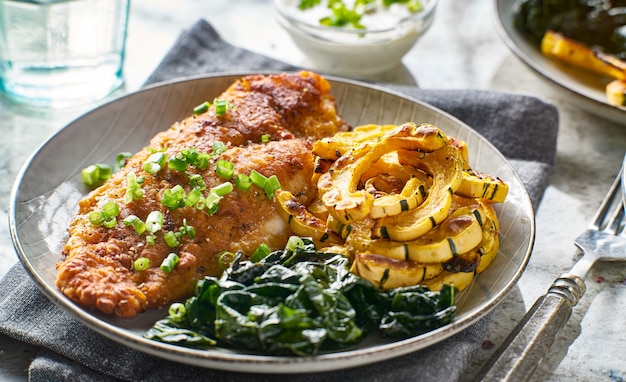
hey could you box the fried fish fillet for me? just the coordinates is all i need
[57,71,349,318]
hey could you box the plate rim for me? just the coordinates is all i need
[9,71,536,373]
[492,0,626,124]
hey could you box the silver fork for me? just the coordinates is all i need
[476,167,626,381]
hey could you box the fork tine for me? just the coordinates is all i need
[591,174,622,231]
[607,202,624,235]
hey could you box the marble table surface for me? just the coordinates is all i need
[1,0,625,381]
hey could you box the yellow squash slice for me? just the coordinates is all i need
[274,189,340,245]
[541,30,626,81]
[606,80,626,107]
[367,204,486,263]
[312,124,397,160]
[456,169,509,203]
[422,270,475,292]
[372,145,463,241]
[317,122,448,224]
[351,252,444,290]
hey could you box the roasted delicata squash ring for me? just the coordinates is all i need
[367,204,486,264]
[362,152,430,183]
[369,176,427,219]
[318,122,448,224]
[312,124,398,160]
[422,270,476,292]
[351,252,444,290]
[274,121,508,293]
[456,169,509,203]
[274,189,340,245]
[372,145,463,241]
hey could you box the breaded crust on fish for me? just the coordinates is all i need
[57,71,349,318]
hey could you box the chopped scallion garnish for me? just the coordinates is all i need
[188,174,206,190]
[212,142,227,156]
[143,152,167,175]
[218,251,235,270]
[212,182,234,197]
[145,211,164,233]
[88,201,120,228]
[216,159,235,179]
[250,170,267,189]
[168,302,186,320]
[179,219,196,238]
[235,173,252,191]
[161,185,186,209]
[133,257,150,271]
[164,231,180,248]
[160,253,180,273]
[261,134,270,143]
[251,243,271,262]
[114,152,133,172]
[185,187,202,208]
[125,172,144,203]
[205,192,222,215]
[168,157,188,172]
[286,236,305,252]
[123,215,146,234]
[81,164,112,187]
[264,175,282,200]
[193,101,211,116]
[213,98,233,115]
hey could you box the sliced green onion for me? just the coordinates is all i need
[194,153,210,170]
[125,172,144,203]
[164,231,180,248]
[168,302,186,320]
[161,185,186,209]
[133,257,150,271]
[213,98,233,115]
[180,147,198,164]
[160,253,180,273]
[143,152,167,175]
[168,157,188,172]
[88,211,105,226]
[145,211,164,233]
[261,134,270,143]
[205,192,222,215]
[235,173,252,191]
[114,152,133,172]
[286,236,305,252]
[146,235,155,245]
[81,164,111,187]
[102,201,120,218]
[264,175,282,200]
[185,187,202,208]
[123,215,146,235]
[218,251,235,270]
[212,142,227,156]
[179,219,196,239]
[251,243,271,262]
[216,159,234,179]
[188,174,206,190]
[193,101,211,115]
[211,182,233,197]
[250,170,267,188]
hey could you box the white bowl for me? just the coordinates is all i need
[273,0,438,77]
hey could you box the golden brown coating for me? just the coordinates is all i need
[57,71,349,318]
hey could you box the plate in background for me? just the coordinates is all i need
[494,0,626,125]
[9,73,534,373]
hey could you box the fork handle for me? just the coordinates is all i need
[475,273,586,382]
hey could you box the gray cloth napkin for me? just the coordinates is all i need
[0,19,558,382]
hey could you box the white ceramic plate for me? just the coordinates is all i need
[494,0,626,125]
[9,73,534,373]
